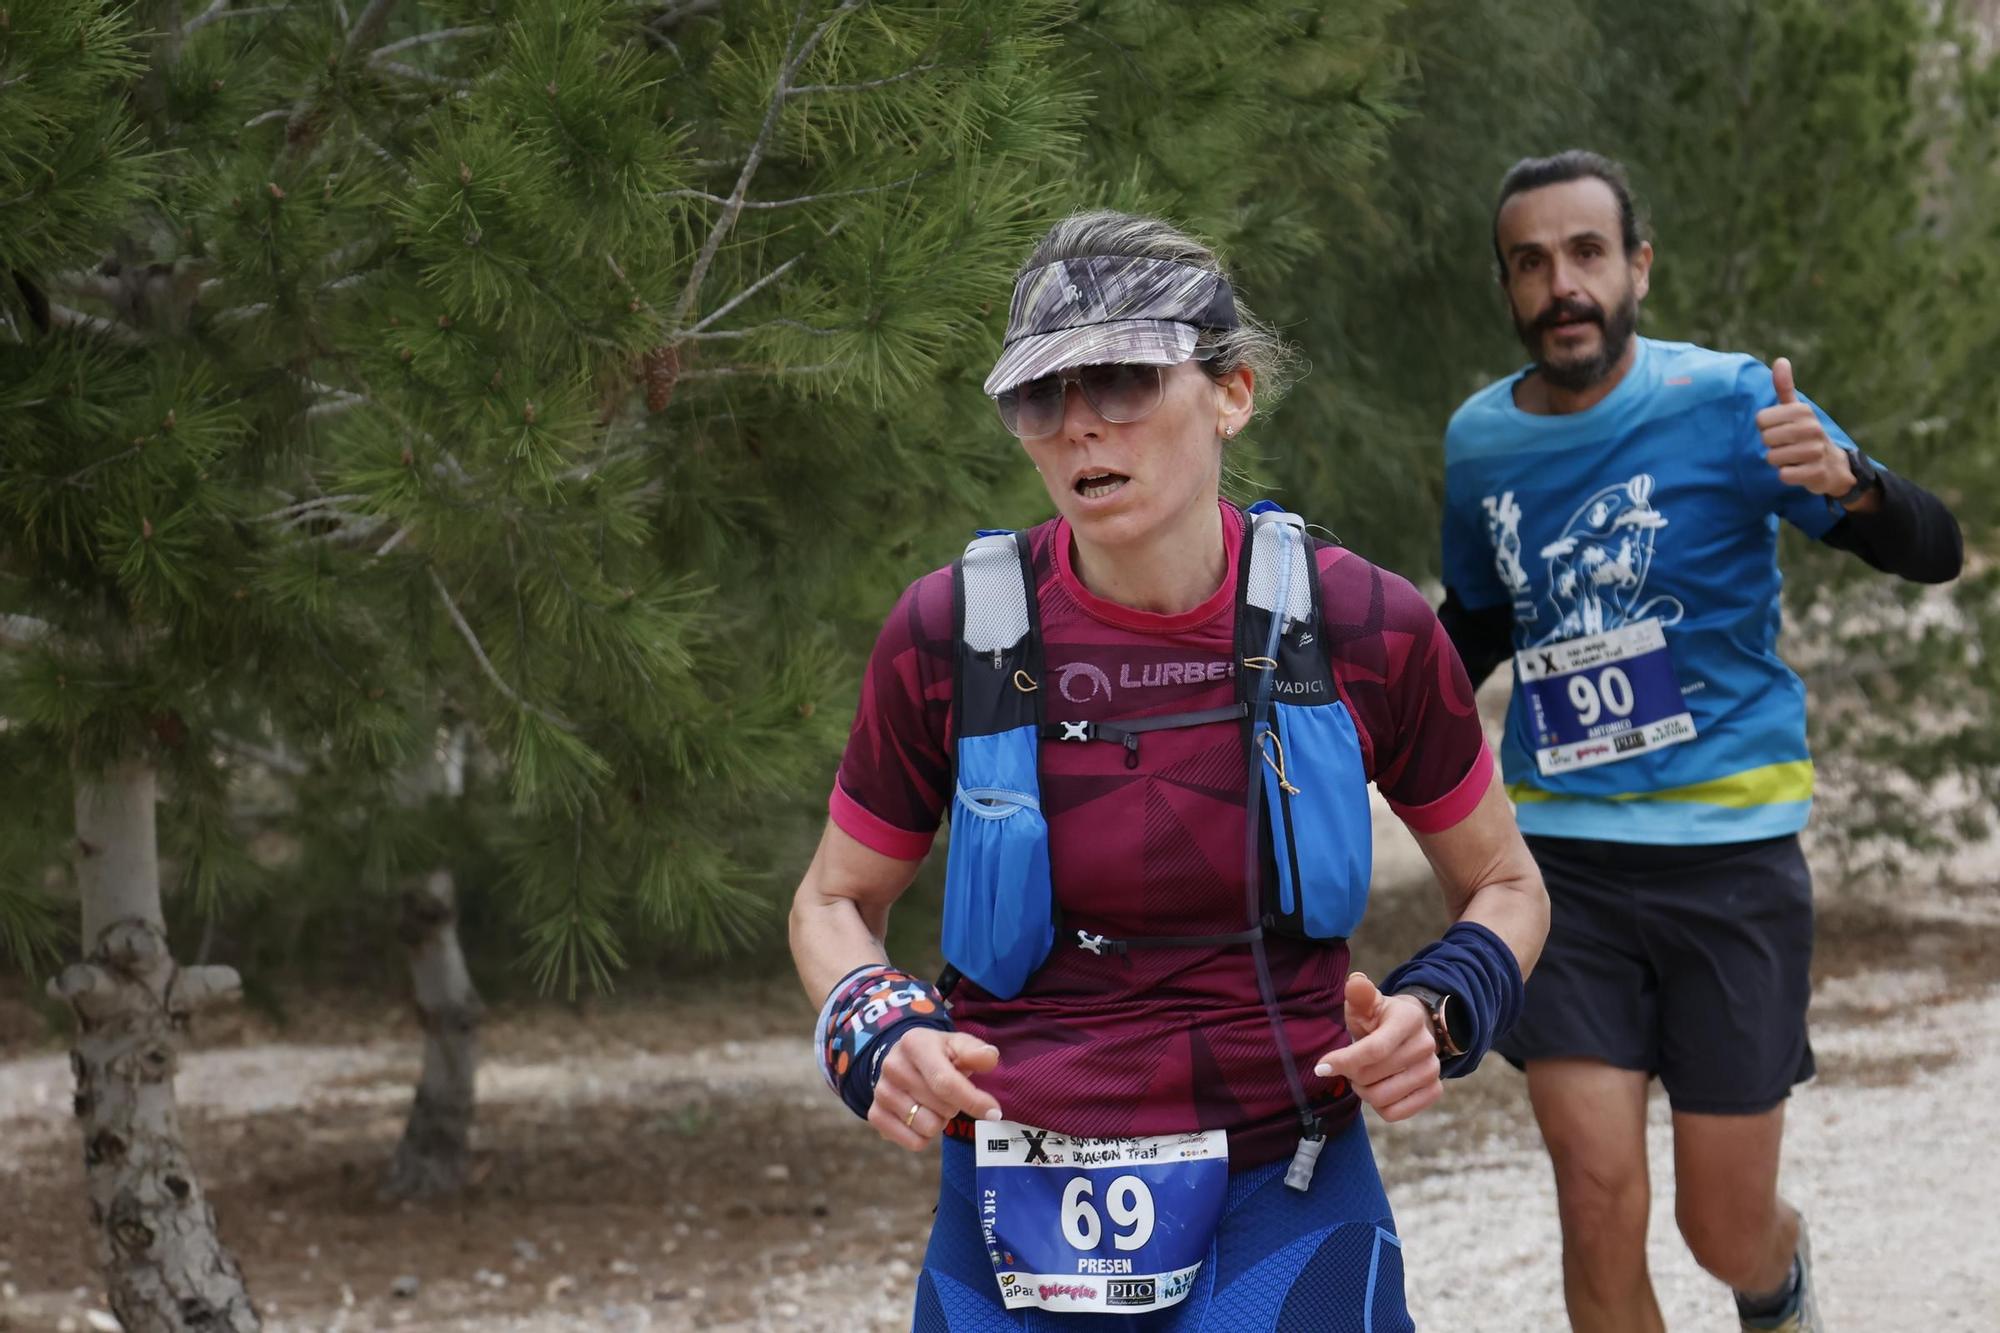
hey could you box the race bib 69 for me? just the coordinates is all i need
[975,1120,1228,1314]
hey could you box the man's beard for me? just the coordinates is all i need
[1515,287,1639,393]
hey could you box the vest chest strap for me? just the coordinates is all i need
[1039,703,1249,767]
[1068,924,1266,957]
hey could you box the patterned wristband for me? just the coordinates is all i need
[817,967,952,1111]
[813,963,893,1091]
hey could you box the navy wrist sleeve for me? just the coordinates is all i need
[1381,919,1525,1079]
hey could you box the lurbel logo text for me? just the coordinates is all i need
[1053,658,1238,704]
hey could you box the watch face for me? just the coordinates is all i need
[1432,996,1461,1055]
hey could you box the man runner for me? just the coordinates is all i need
[1437,149,1962,1332]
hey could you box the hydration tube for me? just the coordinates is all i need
[1239,521,1328,1192]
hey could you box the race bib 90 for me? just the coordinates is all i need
[975,1120,1228,1314]
[1516,619,1697,776]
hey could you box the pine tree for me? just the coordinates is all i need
[1537,0,1998,867]
[3,0,1082,1317]
[1256,0,1996,871]
[1638,0,1997,867]
[1251,0,1600,551]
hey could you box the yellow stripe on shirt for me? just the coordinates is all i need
[1507,759,1815,810]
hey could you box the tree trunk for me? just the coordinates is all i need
[50,757,260,1332]
[384,869,483,1199]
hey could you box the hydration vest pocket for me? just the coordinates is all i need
[1260,700,1373,939]
[942,726,1055,1000]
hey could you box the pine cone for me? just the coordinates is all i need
[641,344,680,413]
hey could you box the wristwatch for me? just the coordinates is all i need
[1394,984,1466,1059]
[1834,451,1880,507]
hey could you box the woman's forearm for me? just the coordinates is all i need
[790,890,888,1002]
[788,820,919,1002]
[1456,869,1549,980]
[1413,773,1550,979]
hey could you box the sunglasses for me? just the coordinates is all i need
[992,362,1173,440]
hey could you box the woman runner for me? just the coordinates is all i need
[791,209,1549,1329]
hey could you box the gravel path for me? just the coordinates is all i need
[4,881,1996,1332]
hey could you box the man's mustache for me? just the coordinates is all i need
[1532,299,1604,334]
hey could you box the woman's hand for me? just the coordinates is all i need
[868,1029,1005,1150]
[1314,972,1443,1123]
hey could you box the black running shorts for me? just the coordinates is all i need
[1496,832,1815,1115]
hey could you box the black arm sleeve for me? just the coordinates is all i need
[1437,586,1516,688]
[1819,468,1963,584]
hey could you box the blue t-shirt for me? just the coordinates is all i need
[1442,336,1860,844]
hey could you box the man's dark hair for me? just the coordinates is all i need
[1491,150,1645,277]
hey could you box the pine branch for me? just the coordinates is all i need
[286,373,369,419]
[663,167,933,212]
[320,237,379,274]
[675,362,842,380]
[185,2,289,35]
[789,62,939,96]
[345,0,401,53]
[428,568,577,733]
[184,0,230,33]
[740,169,935,210]
[374,61,473,91]
[304,396,368,421]
[680,319,842,341]
[316,513,390,545]
[668,0,863,330]
[53,272,127,303]
[222,272,370,329]
[65,447,146,486]
[47,304,145,345]
[353,129,416,180]
[648,0,723,34]
[302,372,474,491]
[135,0,188,98]
[279,0,401,144]
[213,731,310,776]
[369,26,487,59]
[558,445,645,482]
[255,494,367,523]
[685,254,802,335]
[658,0,723,21]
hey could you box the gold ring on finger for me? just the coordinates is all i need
[904,1101,923,1129]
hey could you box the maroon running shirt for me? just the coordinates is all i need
[831,503,1492,1166]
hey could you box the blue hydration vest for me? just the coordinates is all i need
[939,505,1374,1000]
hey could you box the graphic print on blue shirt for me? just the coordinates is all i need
[1443,337,1864,845]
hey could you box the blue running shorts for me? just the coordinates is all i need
[912,1115,1413,1332]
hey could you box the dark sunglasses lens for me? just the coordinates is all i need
[1078,363,1164,423]
[997,374,1066,438]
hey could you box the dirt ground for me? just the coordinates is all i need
[3,866,1998,1332]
